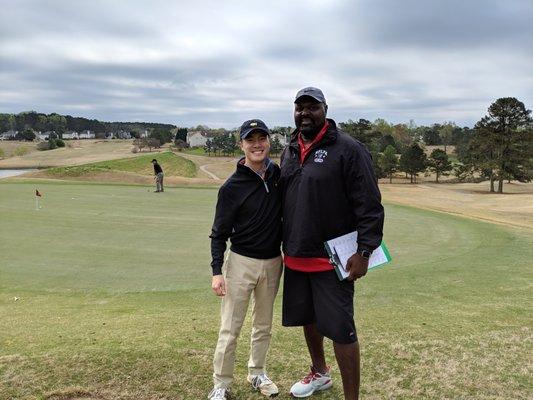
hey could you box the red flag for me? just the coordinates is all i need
[35,189,42,197]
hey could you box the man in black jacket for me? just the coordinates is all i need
[151,159,164,192]
[208,119,282,400]
[280,87,384,400]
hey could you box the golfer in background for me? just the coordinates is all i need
[151,158,164,192]
[208,119,282,400]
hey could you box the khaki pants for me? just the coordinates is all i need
[213,250,282,389]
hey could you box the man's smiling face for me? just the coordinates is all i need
[294,97,327,140]
[240,131,270,165]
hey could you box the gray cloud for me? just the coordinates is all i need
[343,0,533,50]
[1,0,532,128]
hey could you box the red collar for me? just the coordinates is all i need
[298,121,329,164]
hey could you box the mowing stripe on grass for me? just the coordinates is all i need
[0,181,531,399]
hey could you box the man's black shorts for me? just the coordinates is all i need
[282,267,357,344]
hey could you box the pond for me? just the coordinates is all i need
[0,169,37,179]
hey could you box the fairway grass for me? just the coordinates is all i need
[0,182,531,399]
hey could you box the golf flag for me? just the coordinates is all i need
[35,189,42,210]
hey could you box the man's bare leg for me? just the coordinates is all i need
[303,324,328,373]
[333,341,360,400]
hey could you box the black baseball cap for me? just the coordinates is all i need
[239,119,270,139]
[294,87,327,104]
[151,159,157,162]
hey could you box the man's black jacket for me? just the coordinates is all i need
[280,119,384,258]
[210,158,282,275]
[153,163,163,174]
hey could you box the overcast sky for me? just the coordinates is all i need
[1,0,532,128]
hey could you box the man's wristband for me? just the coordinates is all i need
[357,249,372,259]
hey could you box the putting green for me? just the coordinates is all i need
[0,181,531,399]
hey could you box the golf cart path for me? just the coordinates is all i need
[177,152,237,181]
[199,163,222,180]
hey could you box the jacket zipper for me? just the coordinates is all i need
[243,160,271,193]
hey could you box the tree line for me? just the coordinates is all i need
[3,97,530,193]
[0,111,176,136]
[203,134,284,157]
[340,97,531,193]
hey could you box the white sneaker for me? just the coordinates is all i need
[247,373,279,397]
[290,366,332,398]
[208,387,228,400]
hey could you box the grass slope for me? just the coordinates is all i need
[46,151,197,178]
[0,141,37,158]
[0,140,135,169]
[0,181,531,399]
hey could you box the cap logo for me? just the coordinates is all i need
[250,122,257,126]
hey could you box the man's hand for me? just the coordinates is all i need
[345,253,369,281]
[211,275,226,297]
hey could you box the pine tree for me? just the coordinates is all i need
[270,135,284,156]
[473,97,532,193]
[428,149,452,183]
[204,139,212,156]
[399,143,427,183]
[379,145,398,183]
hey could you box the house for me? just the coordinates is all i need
[105,132,115,139]
[272,133,288,146]
[36,132,49,140]
[0,130,18,140]
[42,131,57,140]
[116,131,131,139]
[78,130,95,139]
[186,130,218,147]
[62,131,79,139]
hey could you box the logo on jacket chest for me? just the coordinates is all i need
[314,149,328,163]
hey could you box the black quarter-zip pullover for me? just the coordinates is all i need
[210,158,282,275]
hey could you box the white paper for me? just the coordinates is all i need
[327,231,390,278]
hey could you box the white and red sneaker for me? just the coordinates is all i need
[290,366,332,398]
